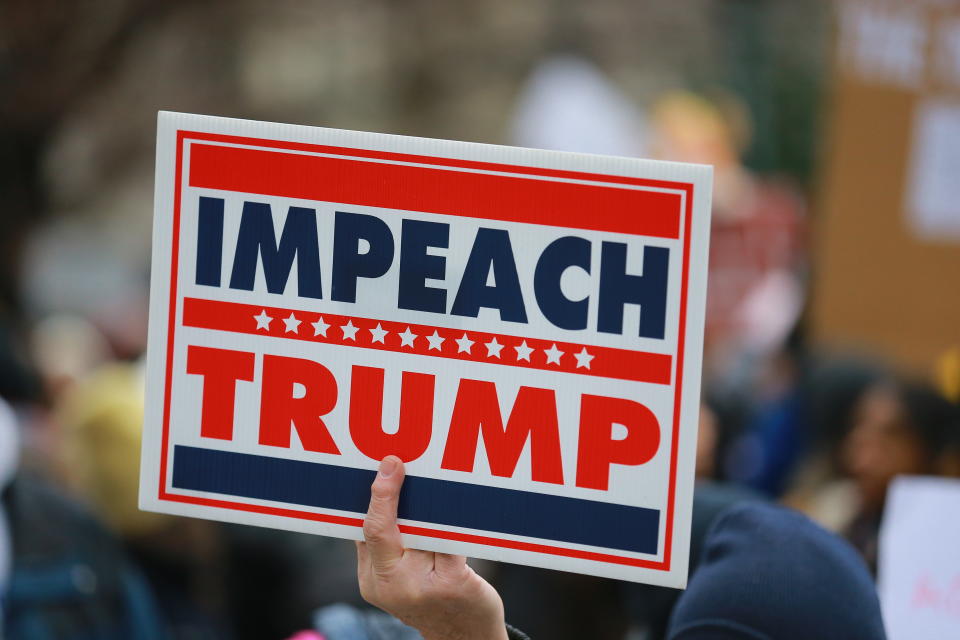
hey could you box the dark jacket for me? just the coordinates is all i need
[3,475,167,639]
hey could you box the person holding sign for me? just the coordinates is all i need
[356,456,516,640]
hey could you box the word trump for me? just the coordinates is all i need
[194,197,671,340]
[187,345,662,492]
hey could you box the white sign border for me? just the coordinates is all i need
[139,111,713,588]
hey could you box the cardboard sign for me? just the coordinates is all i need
[139,111,712,586]
[814,0,960,374]
[879,476,960,639]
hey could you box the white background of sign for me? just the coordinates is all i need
[879,476,960,639]
[907,100,960,242]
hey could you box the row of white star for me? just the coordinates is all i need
[252,309,595,369]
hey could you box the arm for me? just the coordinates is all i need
[356,456,509,640]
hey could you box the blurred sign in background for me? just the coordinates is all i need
[814,0,960,375]
[879,476,960,640]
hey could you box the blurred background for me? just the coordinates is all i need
[1,0,958,638]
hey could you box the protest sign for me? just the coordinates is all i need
[814,0,960,373]
[879,476,960,639]
[139,111,712,586]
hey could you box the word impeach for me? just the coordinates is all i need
[140,112,711,587]
[198,201,670,338]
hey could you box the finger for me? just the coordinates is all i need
[403,548,437,573]
[433,552,468,576]
[355,540,370,575]
[363,456,406,574]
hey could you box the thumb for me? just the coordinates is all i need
[362,456,405,574]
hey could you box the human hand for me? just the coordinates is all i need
[356,456,509,640]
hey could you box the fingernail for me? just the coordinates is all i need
[378,456,398,478]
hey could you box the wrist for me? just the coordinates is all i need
[419,622,508,640]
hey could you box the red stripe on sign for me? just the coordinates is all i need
[187,143,682,239]
[181,130,695,193]
[181,297,673,385]
[662,172,694,569]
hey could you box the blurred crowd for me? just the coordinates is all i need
[1,1,959,639]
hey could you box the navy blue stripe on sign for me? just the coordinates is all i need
[171,445,660,555]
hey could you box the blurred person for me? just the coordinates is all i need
[839,378,960,572]
[649,91,805,384]
[663,501,885,639]
[30,315,111,401]
[345,457,884,640]
[0,391,167,638]
[0,319,167,637]
[55,360,232,638]
[718,343,808,497]
[19,315,111,471]
[781,355,885,532]
[57,362,162,537]
[649,91,808,499]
